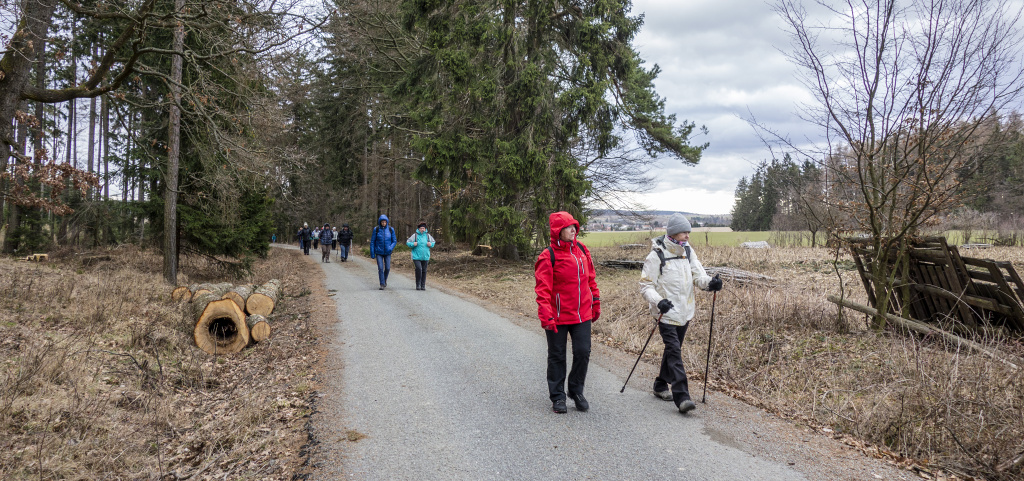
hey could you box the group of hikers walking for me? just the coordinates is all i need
[295,210,722,416]
[296,223,354,262]
[535,211,722,415]
[296,214,436,290]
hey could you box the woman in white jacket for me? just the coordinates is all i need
[639,214,722,414]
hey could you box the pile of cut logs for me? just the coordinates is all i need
[171,280,281,355]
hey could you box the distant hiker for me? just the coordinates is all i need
[320,223,334,263]
[271,234,277,243]
[639,213,723,415]
[331,226,339,254]
[370,215,397,289]
[312,227,320,250]
[297,223,311,255]
[337,224,354,262]
[534,211,600,414]
[406,221,436,290]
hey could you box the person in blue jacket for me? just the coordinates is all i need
[319,223,334,263]
[370,214,397,290]
[406,221,437,290]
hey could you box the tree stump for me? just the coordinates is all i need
[246,314,271,342]
[171,286,192,302]
[193,298,249,355]
[246,279,281,316]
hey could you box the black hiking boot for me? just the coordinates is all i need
[569,393,589,412]
[678,400,696,414]
[552,399,567,414]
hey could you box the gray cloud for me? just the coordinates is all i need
[622,0,818,214]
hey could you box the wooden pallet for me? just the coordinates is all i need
[849,236,1024,334]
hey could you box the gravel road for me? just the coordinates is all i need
[307,253,910,481]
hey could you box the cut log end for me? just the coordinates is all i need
[246,279,281,316]
[194,299,249,355]
[246,314,271,342]
[222,291,246,312]
[171,286,191,302]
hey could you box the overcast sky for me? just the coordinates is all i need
[625,0,816,215]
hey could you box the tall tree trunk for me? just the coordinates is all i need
[102,94,109,200]
[33,45,45,161]
[6,101,30,253]
[0,0,58,253]
[66,99,74,166]
[164,0,185,284]
[88,64,97,195]
[123,109,131,202]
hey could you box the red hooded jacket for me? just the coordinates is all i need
[534,212,600,328]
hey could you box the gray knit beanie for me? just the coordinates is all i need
[666,213,692,236]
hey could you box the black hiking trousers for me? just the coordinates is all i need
[654,322,691,406]
[545,320,592,402]
[413,260,429,289]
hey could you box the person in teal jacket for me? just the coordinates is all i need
[406,221,436,290]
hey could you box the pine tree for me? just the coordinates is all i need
[395,0,707,258]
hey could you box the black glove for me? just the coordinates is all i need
[657,299,673,314]
[708,274,723,292]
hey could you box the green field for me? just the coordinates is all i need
[580,230,774,247]
[579,230,1023,248]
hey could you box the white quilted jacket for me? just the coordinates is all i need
[639,235,712,326]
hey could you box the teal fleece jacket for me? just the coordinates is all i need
[406,231,436,261]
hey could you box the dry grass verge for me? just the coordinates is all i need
[423,244,1024,481]
[0,246,327,479]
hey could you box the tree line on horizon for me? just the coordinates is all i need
[731,112,1024,246]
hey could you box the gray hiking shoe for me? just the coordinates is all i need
[678,400,696,414]
[653,390,673,401]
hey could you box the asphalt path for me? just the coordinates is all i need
[312,252,815,481]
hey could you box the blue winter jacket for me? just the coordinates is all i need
[406,231,436,261]
[319,228,334,246]
[370,215,397,257]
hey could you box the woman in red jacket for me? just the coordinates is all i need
[535,211,601,413]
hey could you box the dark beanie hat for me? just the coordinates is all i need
[417,222,427,229]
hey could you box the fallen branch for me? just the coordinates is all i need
[827,295,1021,370]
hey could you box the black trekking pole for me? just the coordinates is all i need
[701,290,719,404]
[620,312,663,393]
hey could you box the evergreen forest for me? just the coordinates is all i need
[1,0,709,276]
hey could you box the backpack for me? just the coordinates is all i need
[652,238,692,275]
[545,242,590,270]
